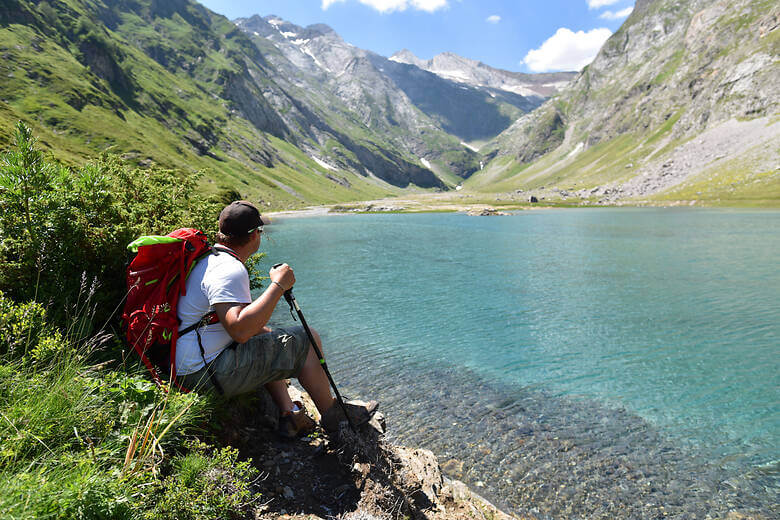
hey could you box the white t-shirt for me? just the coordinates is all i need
[176,247,251,375]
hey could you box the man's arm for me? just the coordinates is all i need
[214,263,295,344]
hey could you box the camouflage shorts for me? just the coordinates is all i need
[178,326,311,397]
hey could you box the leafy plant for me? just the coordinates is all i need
[0,121,223,336]
[144,440,260,520]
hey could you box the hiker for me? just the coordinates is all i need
[175,200,376,437]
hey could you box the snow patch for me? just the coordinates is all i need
[460,141,479,152]
[268,18,283,27]
[420,158,432,169]
[312,156,337,171]
[292,38,310,46]
[500,84,543,97]
[253,31,259,36]
[433,69,472,82]
[302,48,328,71]
[544,81,572,90]
[567,142,585,158]
[281,31,298,39]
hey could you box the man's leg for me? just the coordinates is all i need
[295,328,336,414]
[295,328,378,432]
[264,380,294,412]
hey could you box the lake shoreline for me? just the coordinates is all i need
[265,196,779,220]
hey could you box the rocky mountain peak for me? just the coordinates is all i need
[431,52,480,69]
[391,48,576,98]
[235,14,276,37]
[390,49,426,68]
[303,23,336,37]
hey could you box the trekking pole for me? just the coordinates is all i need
[272,265,357,432]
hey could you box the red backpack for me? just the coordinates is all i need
[122,228,216,388]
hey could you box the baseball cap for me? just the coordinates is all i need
[218,200,267,237]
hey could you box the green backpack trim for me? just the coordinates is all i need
[126,235,182,253]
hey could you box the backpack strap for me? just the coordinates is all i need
[179,311,218,336]
[193,326,236,396]
[212,245,243,262]
[177,311,235,396]
[178,245,244,395]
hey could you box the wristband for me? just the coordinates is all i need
[271,280,286,292]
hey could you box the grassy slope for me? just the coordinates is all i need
[465,0,779,208]
[656,142,780,206]
[0,1,401,210]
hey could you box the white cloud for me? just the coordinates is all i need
[587,0,620,8]
[599,6,633,19]
[322,0,448,13]
[522,27,612,72]
[486,15,501,24]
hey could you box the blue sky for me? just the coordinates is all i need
[198,0,635,72]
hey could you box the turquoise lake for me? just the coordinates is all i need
[263,208,779,518]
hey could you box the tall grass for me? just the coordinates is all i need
[0,124,261,519]
[0,289,262,519]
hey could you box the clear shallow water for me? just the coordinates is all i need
[262,208,779,518]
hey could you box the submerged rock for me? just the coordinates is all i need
[466,207,510,216]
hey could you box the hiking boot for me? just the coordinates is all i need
[320,399,379,433]
[277,401,316,440]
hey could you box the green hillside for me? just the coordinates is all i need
[0,0,420,209]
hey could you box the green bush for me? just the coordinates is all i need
[0,124,262,519]
[1,463,135,520]
[144,441,259,520]
[0,121,223,333]
[0,289,235,519]
[0,292,48,359]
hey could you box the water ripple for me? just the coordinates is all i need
[264,209,780,517]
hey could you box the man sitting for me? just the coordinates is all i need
[176,200,376,437]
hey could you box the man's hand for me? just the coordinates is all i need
[270,263,295,291]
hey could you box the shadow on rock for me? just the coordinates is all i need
[211,384,515,520]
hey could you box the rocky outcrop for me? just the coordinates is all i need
[217,384,517,520]
[466,207,510,216]
[78,36,135,102]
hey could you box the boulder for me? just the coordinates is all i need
[466,207,510,216]
[389,446,444,512]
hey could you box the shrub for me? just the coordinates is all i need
[0,123,262,519]
[144,440,260,520]
[0,121,223,334]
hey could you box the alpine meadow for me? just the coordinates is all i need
[0,0,778,519]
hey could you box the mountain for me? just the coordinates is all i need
[5,0,767,207]
[0,1,569,208]
[1,0,430,208]
[471,0,779,205]
[232,15,560,178]
[390,50,576,99]
[234,15,476,185]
